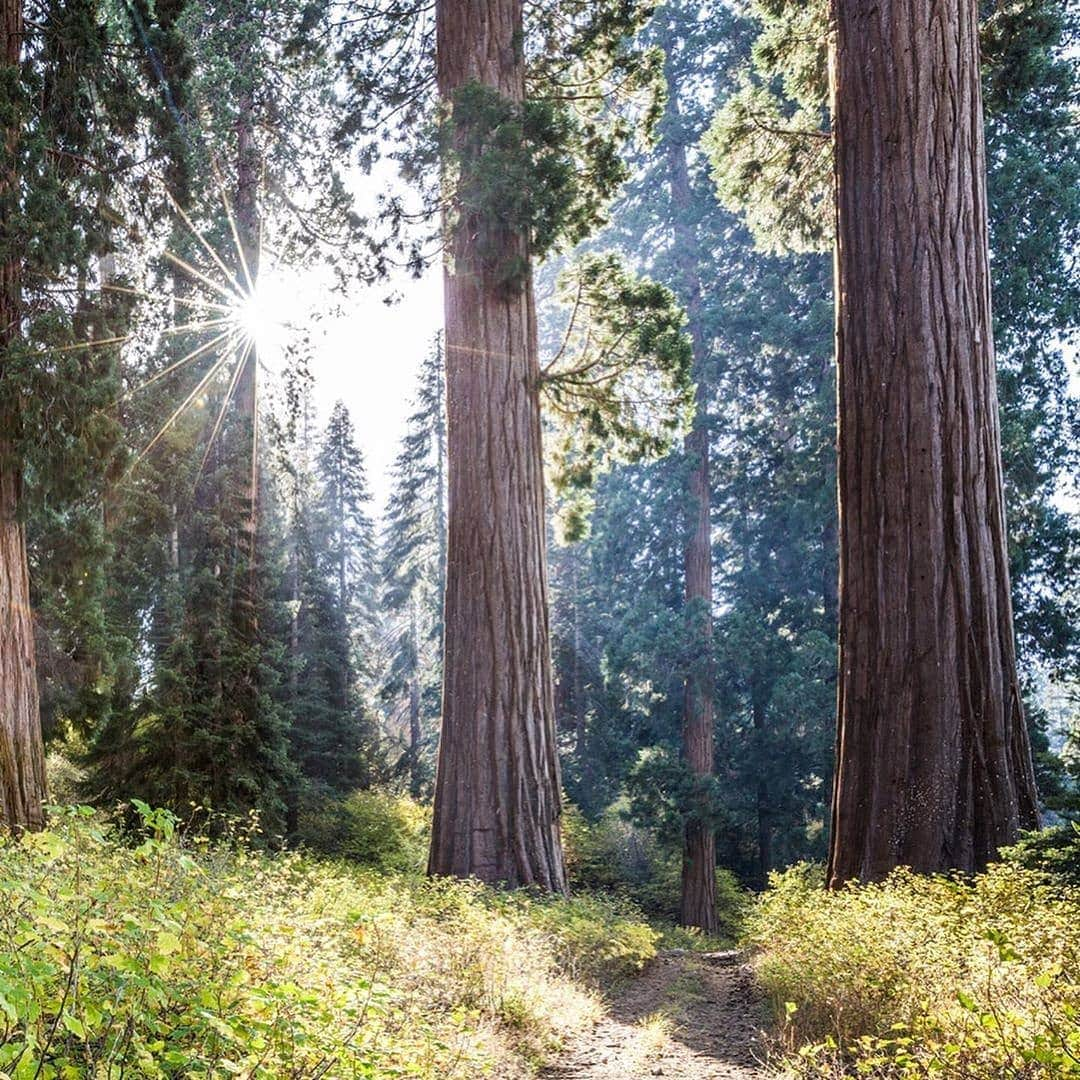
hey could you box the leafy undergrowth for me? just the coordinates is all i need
[749,862,1080,1078]
[0,804,658,1079]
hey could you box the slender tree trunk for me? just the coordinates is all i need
[0,0,47,831]
[827,0,1039,885]
[428,0,567,893]
[665,51,718,934]
[336,476,346,612]
[571,550,586,761]
[751,691,771,885]
[433,331,447,651]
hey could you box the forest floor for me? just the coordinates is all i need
[542,950,769,1079]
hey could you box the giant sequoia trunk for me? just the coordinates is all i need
[666,93,718,932]
[0,0,47,831]
[827,0,1040,885]
[427,0,567,892]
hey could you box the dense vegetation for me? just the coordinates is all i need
[0,801,660,1078]
[751,854,1080,1077]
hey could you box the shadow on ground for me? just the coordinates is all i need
[541,951,770,1079]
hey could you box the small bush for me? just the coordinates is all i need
[297,788,430,871]
[748,861,1080,1078]
[563,800,748,941]
[1000,822,1080,888]
[0,802,659,1078]
[45,750,86,806]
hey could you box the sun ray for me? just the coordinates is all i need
[50,334,133,354]
[159,316,235,339]
[119,327,238,403]
[100,282,233,315]
[194,337,252,487]
[126,333,240,476]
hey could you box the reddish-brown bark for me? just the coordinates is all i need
[1,0,47,831]
[427,0,566,892]
[667,106,718,932]
[827,0,1040,885]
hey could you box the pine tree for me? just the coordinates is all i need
[282,398,377,804]
[381,337,446,796]
[316,401,377,656]
[1,0,155,827]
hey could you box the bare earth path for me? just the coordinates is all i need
[542,952,769,1079]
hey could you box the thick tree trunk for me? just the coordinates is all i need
[0,0,47,831]
[0,455,47,832]
[665,54,718,934]
[827,0,1040,885]
[428,0,567,892]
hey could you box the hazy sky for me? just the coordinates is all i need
[256,258,442,513]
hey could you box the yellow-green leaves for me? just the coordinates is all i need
[0,803,655,1078]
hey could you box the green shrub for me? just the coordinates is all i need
[0,802,659,1078]
[297,788,430,871]
[563,800,748,941]
[45,750,86,806]
[748,861,1080,1078]
[1000,822,1080,888]
[510,891,659,984]
[564,800,679,905]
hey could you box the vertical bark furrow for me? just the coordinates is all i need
[428,3,566,890]
[827,0,1039,885]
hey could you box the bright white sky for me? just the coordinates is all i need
[255,260,442,513]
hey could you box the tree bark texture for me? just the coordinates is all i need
[428,0,567,892]
[0,0,47,831]
[827,0,1040,885]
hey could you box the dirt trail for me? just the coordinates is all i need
[542,951,769,1079]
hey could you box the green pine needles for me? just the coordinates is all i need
[443,82,630,288]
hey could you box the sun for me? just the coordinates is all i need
[114,181,329,486]
[237,287,271,348]
[231,269,301,370]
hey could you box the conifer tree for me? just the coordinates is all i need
[415,0,689,890]
[284,407,369,802]
[317,401,378,661]
[1,0,153,827]
[381,337,446,796]
[281,398,377,802]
